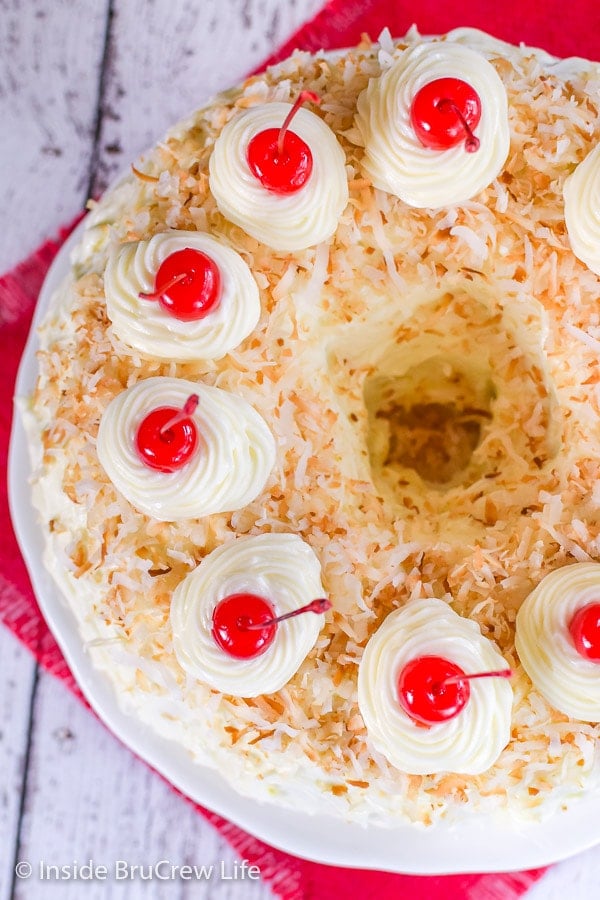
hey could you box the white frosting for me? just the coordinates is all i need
[104,230,261,360]
[357,598,513,775]
[355,41,510,208]
[515,563,600,721]
[564,145,600,276]
[209,104,349,251]
[96,376,275,521]
[170,533,327,697]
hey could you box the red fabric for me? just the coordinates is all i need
[260,0,600,69]
[6,0,589,895]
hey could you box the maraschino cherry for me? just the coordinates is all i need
[135,393,200,473]
[140,248,222,321]
[246,91,320,195]
[397,655,512,725]
[212,594,331,660]
[569,603,600,662]
[410,77,481,153]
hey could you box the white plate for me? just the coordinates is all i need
[8,219,600,874]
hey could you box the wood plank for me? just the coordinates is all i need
[0,629,37,900]
[526,850,600,899]
[90,0,325,194]
[0,0,110,272]
[14,672,272,899]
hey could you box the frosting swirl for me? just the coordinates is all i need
[209,104,349,251]
[355,41,510,207]
[515,563,600,721]
[357,598,513,775]
[170,533,327,696]
[564,145,600,276]
[96,376,275,521]
[103,230,260,360]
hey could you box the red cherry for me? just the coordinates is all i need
[247,91,320,195]
[212,593,277,660]
[211,595,331,660]
[569,603,600,662]
[398,655,471,725]
[410,78,481,152]
[140,248,221,321]
[135,394,199,473]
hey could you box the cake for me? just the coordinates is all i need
[20,26,600,828]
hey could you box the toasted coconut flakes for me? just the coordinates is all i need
[24,34,600,827]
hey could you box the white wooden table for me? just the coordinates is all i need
[1,2,599,897]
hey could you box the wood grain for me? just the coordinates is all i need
[0,632,36,900]
[0,0,110,271]
[13,674,272,899]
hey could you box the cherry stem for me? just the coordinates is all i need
[140,272,187,302]
[159,394,199,437]
[436,668,513,691]
[436,98,480,153]
[277,91,321,158]
[242,597,331,630]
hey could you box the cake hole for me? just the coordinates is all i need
[365,358,495,490]
[380,402,487,484]
[327,286,561,537]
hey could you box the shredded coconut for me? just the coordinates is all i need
[23,32,600,828]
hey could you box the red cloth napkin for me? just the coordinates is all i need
[6,0,595,894]
[261,0,600,68]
